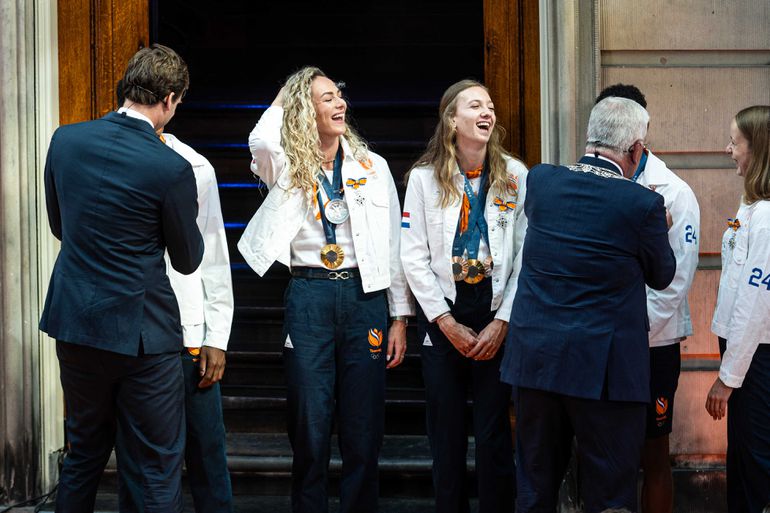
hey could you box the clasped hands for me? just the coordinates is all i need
[437,315,508,360]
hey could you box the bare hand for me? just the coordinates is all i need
[437,315,478,356]
[665,208,673,229]
[386,320,407,369]
[705,377,733,420]
[466,319,508,361]
[198,346,226,388]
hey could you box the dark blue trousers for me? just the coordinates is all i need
[116,349,233,513]
[726,344,770,513]
[418,280,515,513]
[55,341,185,513]
[514,387,646,513]
[283,273,388,513]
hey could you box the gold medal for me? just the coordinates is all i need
[464,259,486,284]
[483,256,494,276]
[320,244,344,269]
[451,256,469,281]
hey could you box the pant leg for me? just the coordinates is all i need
[419,310,471,513]
[182,350,233,513]
[726,345,770,513]
[335,281,388,513]
[115,424,144,513]
[115,351,186,513]
[470,354,515,513]
[567,396,646,513]
[55,341,118,513]
[514,387,573,513]
[283,277,337,513]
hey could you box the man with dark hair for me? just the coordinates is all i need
[502,97,676,512]
[40,44,203,513]
[595,84,700,513]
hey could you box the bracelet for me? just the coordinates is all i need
[391,315,409,326]
[433,312,452,323]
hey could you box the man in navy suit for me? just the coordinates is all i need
[40,44,203,513]
[501,97,676,512]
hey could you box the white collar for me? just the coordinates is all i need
[117,107,155,130]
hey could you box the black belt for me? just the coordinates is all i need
[291,267,359,281]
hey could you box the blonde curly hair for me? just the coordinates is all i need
[281,66,369,196]
[408,80,513,208]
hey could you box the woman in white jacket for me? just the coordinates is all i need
[238,67,413,513]
[706,105,770,512]
[400,80,527,513]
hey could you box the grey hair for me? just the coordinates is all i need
[586,97,649,155]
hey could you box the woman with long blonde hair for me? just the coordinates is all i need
[400,79,528,512]
[706,105,770,512]
[238,66,414,513]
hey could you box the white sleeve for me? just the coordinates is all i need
[720,215,770,388]
[400,171,450,322]
[647,186,700,339]
[248,106,287,189]
[197,161,234,351]
[384,163,415,317]
[495,166,528,322]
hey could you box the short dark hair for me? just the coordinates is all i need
[120,44,189,106]
[595,83,647,109]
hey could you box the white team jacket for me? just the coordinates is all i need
[163,134,234,350]
[712,199,770,388]
[237,106,414,317]
[637,151,700,346]
[400,157,528,323]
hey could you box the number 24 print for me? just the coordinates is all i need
[748,268,770,290]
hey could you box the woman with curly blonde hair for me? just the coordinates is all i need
[238,66,414,513]
[706,105,770,513]
[401,79,528,512]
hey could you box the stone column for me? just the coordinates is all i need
[0,0,60,503]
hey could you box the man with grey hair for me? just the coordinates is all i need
[501,97,676,512]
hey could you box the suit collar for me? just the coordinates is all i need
[578,155,624,176]
[103,111,158,137]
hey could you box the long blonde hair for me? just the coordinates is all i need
[735,105,770,204]
[408,79,512,208]
[280,66,369,196]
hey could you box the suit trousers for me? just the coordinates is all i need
[418,279,515,513]
[115,349,233,513]
[55,340,185,513]
[726,344,770,513]
[514,387,645,513]
[283,273,388,513]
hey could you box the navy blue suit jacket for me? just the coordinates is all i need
[40,112,204,355]
[501,156,676,402]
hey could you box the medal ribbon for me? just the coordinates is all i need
[316,145,344,244]
[631,147,649,183]
[452,163,489,260]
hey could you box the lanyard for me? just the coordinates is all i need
[316,146,343,244]
[452,167,489,259]
[632,148,649,183]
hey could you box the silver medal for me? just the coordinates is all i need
[324,198,349,224]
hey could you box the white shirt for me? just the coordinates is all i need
[238,106,414,317]
[636,151,700,346]
[400,157,528,322]
[711,199,770,388]
[117,107,153,128]
[162,134,234,350]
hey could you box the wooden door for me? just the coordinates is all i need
[58,0,149,125]
[484,0,541,166]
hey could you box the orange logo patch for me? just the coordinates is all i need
[655,397,669,416]
[368,328,383,356]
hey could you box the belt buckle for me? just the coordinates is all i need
[328,271,350,280]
